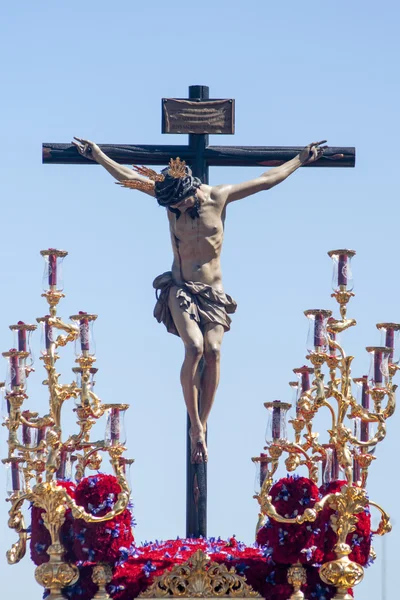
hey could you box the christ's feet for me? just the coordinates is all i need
[189,427,208,464]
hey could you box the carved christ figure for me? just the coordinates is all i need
[72,137,327,463]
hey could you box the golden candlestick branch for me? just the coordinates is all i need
[2,249,134,600]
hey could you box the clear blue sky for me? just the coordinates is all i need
[1,1,399,599]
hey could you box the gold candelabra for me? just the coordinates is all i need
[2,249,133,600]
[252,249,396,600]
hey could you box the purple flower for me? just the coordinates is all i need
[301,545,317,561]
[310,583,330,600]
[274,484,290,502]
[265,570,275,585]
[82,547,96,561]
[234,562,249,576]
[261,545,273,558]
[116,546,131,565]
[76,529,87,545]
[278,528,288,545]
[142,561,157,578]
[108,585,125,594]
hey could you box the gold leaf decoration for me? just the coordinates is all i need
[168,157,187,179]
[139,550,261,598]
[132,165,165,182]
[117,180,155,194]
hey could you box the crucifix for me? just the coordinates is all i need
[43,84,355,539]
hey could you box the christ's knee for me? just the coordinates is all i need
[184,340,204,365]
[204,343,221,365]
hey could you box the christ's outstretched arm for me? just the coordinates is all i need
[212,141,327,204]
[72,137,156,197]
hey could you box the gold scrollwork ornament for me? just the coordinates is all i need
[92,563,113,600]
[287,562,307,600]
[35,556,79,600]
[139,550,260,598]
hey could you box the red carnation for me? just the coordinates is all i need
[256,476,324,565]
[73,474,134,563]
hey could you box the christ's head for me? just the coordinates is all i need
[154,163,201,210]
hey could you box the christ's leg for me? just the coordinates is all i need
[200,323,225,433]
[168,287,207,463]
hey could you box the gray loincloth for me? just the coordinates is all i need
[153,271,237,336]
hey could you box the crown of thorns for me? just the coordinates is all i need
[118,157,188,193]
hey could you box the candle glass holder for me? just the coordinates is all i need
[376,323,400,366]
[38,317,54,356]
[9,323,37,368]
[366,346,391,390]
[41,249,67,291]
[353,376,375,444]
[288,381,299,409]
[105,405,128,446]
[3,350,28,392]
[21,411,38,448]
[252,453,270,494]
[56,449,73,480]
[304,309,332,354]
[70,313,97,357]
[264,401,291,446]
[327,249,355,292]
[5,458,25,496]
[72,367,98,403]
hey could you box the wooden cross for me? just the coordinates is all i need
[42,85,355,540]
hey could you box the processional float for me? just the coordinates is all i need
[3,86,394,599]
[2,247,396,600]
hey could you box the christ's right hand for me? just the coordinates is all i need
[72,137,102,161]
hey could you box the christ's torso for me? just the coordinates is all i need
[168,186,225,290]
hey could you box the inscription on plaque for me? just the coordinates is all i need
[162,98,235,135]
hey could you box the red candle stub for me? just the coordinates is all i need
[314,314,325,348]
[374,351,383,385]
[110,408,120,443]
[360,377,369,442]
[386,328,395,363]
[11,462,20,491]
[79,312,90,352]
[328,331,337,356]
[353,455,361,483]
[338,254,348,287]
[37,426,46,451]
[17,322,27,352]
[321,447,339,483]
[293,366,313,415]
[22,410,31,445]
[56,449,67,479]
[272,406,281,440]
[321,455,327,482]
[301,371,310,392]
[48,253,57,286]
[331,448,339,480]
[260,453,268,487]
[10,354,20,387]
